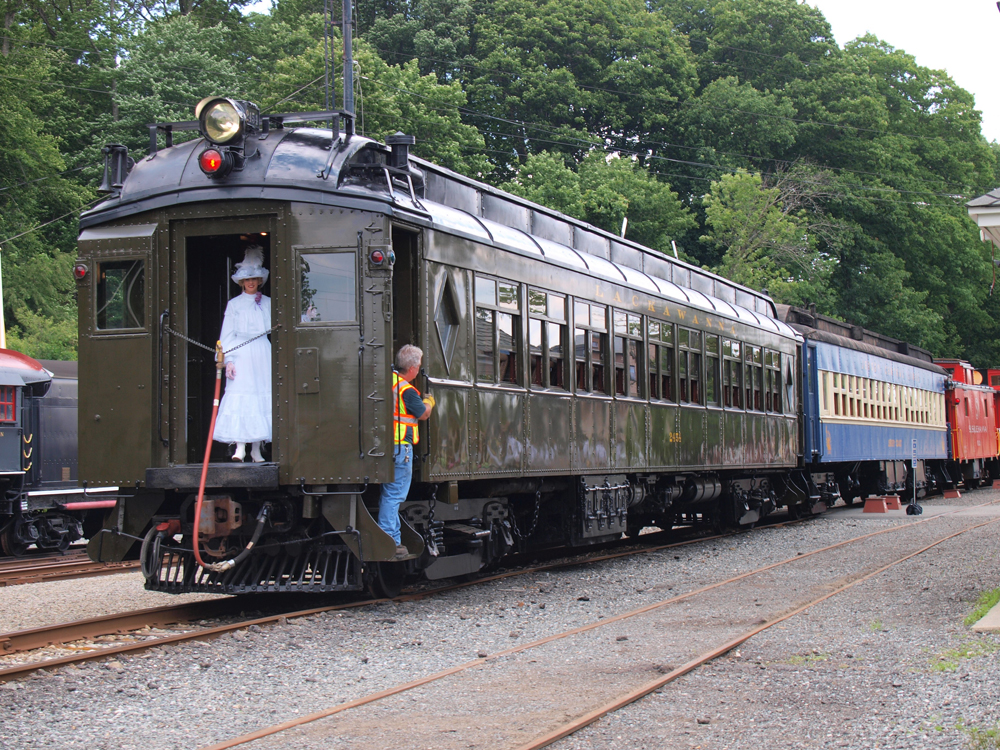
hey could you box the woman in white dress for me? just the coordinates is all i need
[215,245,272,462]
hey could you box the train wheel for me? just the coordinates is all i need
[1,524,30,557]
[364,561,405,599]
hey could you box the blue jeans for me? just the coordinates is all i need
[377,443,413,545]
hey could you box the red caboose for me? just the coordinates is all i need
[936,360,1000,487]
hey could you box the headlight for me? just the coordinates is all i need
[196,97,245,144]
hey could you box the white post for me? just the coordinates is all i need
[0,252,6,349]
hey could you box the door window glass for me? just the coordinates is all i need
[96,259,145,330]
[299,252,356,323]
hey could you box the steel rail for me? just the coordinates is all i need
[0,560,140,587]
[0,598,238,655]
[0,516,801,678]
[193,499,999,750]
[516,514,1000,750]
[0,526,729,670]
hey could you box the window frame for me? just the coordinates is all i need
[574,301,609,395]
[295,247,359,327]
[474,274,522,387]
[527,288,567,391]
[613,309,644,399]
[0,385,16,423]
[647,320,675,402]
[94,256,148,333]
[678,327,703,405]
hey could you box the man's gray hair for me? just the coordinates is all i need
[396,344,423,372]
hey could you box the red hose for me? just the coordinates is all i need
[192,346,224,571]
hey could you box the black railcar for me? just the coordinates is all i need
[80,102,803,596]
[0,354,114,555]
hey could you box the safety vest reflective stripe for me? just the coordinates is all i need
[393,372,420,444]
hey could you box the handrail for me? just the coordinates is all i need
[158,310,169,448]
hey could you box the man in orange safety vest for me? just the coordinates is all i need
[377,344,434,558]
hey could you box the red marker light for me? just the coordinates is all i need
[370,249,385,264]
[199,148,223,173]
[73,263,88,280]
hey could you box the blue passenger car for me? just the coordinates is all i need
[781,306,948,501]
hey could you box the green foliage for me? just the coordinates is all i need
[501,151,695,255]
[0,32,92,361]
[4,0,1000,367]
[929,639,999,672]
[253,27,489,174]
[966,723,1000,750]
[84,15,251,164]
[465,0,697,179]
[701,170,833,308]
[964,589,1000,627]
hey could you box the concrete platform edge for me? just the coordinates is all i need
[971,600,1000,633]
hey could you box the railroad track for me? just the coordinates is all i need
[180,499,998,750]
[0,549,140,587]
[0,519,789,679]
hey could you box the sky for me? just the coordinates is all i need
[806,0,1000,142]
[243,0,1000,142]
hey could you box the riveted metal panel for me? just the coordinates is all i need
[724,409,744,466]
[295,348,320,394]
[576,397,612,470]
[609,241,643,272]
[746,412,766,465]
[677,405,704,468]
[613,400,646,470]
[426,385,470,478]
[526,392,573,472]
[647,402,677,469]
[531,211,573,246]
[482,193,530,232]
[690,270,715,298]
[643,254,673,285]
[705,407,724,467]
[473,388,524,474]
[574,228,610,260]
[285,205,390,485]
[78,221,157,486]
[424,171,480,215]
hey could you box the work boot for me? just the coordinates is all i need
[394,545,409,559]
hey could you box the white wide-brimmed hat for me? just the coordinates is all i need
[232,244,269,285]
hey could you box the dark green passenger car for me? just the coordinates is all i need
[79,101,802,596]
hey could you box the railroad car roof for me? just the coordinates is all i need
[37,360,77,380]
[778,305,947,376]
[81,124,797,340]
[0,349,52,387]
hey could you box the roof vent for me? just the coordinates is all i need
[386,132,416,170]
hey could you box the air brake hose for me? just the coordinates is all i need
[191,342,225,572]
[190,342,269,574]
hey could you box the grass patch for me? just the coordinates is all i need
[964,588,1000,627]
[867,619,884,632]
[930,639,1000,672]
[966,723,1000,750]
[784,652,830,666]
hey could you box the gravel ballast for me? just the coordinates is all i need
[1,493,998,750]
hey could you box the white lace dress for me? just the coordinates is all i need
[214,292,272,443]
